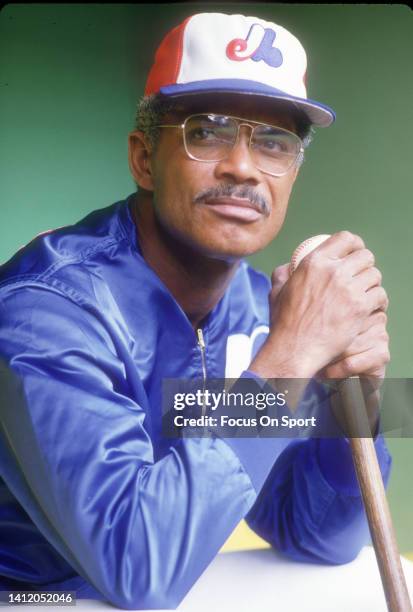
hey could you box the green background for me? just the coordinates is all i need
[1,4,412,552]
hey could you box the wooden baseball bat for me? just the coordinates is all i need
[339,377,411,611]
[289,236,411,610]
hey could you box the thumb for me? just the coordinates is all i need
[270,263,290,296]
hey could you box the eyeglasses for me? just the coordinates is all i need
[154,113,304,177]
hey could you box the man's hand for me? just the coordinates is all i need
[249,231,389,380]
[318,308,390,435]
[319,310,390,380]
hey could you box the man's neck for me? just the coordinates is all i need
[132,193,240,329]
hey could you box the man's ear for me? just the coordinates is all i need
[128,131,154,191]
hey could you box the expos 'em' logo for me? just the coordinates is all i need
[226,23,283,68]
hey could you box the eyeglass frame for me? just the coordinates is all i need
[153,113,305,178]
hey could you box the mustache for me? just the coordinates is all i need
[193,184,270,216]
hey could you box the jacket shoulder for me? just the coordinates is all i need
[0,196,135,289]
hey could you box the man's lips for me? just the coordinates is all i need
[201,197,264,222]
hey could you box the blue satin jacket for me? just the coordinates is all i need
[0,194,391,609]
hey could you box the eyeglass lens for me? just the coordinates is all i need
[183,114,301,175]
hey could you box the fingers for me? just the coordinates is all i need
[299,233,377,284]
[323,345,389,378]
[292,232,380,285]
[334,320,389,357]
[365,285,389,313]
[358,310,387,334]
[270,263,290,294]
[311,231,365,260]
[354,266,382,291]
[322,315,390,378]
[340,248,376,277]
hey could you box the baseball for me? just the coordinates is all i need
[289,234,331,275]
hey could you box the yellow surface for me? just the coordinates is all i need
[404,552,413,562]
[219,519,271,553]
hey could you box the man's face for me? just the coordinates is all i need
[139,95,302,260]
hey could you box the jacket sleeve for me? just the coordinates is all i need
[0,281,289,610]
[245,394,392,565]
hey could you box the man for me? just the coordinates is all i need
[0,12,391,610]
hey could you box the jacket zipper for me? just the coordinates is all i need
[196,328,207,417]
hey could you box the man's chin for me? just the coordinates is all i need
[157,216,275,263]
[193,218,276,258]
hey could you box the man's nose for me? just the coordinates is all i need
[214,126,262,184]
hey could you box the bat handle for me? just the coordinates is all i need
[339,377,412,612]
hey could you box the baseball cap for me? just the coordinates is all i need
[144,13,335,128]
